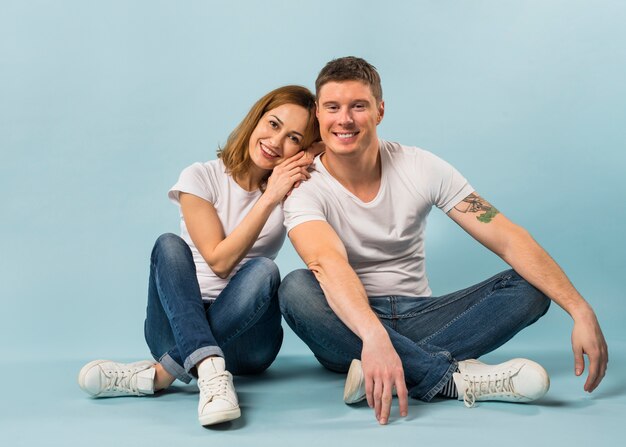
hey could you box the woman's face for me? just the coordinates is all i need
[248,103,310,171]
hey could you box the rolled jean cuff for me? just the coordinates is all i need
[183,346,225,373]
[422,360,459,402]
[159,353,194,384]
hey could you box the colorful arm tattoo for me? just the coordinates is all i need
[454,193,500,223]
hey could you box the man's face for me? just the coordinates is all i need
[316,80,384,157]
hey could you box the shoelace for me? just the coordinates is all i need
[102,366,140,394]
[198,372,232,403]
[462,370,516,408]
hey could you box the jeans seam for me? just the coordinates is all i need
[416,287,498,346]
[400,273,509,319]
[422,361,458,402]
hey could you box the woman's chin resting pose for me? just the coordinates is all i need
[78,85,321,427]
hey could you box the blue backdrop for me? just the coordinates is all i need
[1,0,624,363]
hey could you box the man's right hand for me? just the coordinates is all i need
[361,337,409,425]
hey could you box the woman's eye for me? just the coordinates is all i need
[269,120,279,129]
[290,135,301,144]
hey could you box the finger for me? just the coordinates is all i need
[584,352,599,392]
[573,344,585,377]
[290,172,307,186]
[589,348,609,392]
[365,376,374,409]
[378,384,393,425]
[278,151,307,169]
[373,379,383,422]
[395,378,409,418]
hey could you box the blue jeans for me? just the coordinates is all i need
[279,269,550,401]
[144,233,283,383]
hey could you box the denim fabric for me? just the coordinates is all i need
[279,269,550,401]
[144,233,283,383]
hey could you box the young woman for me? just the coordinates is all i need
[78,85,320,426]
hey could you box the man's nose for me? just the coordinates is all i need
[338,108,354,126]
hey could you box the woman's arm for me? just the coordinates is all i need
[181,152,312,278]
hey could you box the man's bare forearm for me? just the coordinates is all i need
[307,253,388,341]
[501,226,591,318]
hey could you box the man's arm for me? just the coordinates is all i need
[289,221,408,424]
[447,193,608,392]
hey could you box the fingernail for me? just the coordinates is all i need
[576,369,581,375]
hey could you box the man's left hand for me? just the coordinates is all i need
[571,308,608,392]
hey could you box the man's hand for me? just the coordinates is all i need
[361,338,408,425]
[571,307,608,392]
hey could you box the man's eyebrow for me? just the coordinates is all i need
[270,114,303,137]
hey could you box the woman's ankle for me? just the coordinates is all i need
[154,363,176,391]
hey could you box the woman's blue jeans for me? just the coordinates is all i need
[144,233,283,383]
[278,269,550,401]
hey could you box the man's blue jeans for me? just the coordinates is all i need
[144,233,283,383]
[279,269,550,401]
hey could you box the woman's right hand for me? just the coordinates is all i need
[264,151,312,204]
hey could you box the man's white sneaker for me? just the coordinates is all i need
[454,358,550,408]
[344,359,366,404]
[197,357,240,426]
[343,359,397,404]
[78,359,156,397]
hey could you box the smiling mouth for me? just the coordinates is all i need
[260,142,279,158]
[333,132,359,139]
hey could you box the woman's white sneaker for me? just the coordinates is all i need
[454,358,550,408]
[197,357,241,426]
[78,360,156,397]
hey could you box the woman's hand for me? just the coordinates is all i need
[303,141,326,162]
[264,151,312,204]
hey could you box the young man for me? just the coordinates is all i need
[279,56,608,425]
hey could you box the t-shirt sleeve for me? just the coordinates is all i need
[421,150,474,213]
[168,163,217,206]
[282,181,327,233]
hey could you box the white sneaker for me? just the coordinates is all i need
[78,359,156,397]
[454,358,550,408]
[197,357,241,426]
[343,359,397,404]
[344,359,366,404]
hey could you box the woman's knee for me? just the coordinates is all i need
[151,233,191,263]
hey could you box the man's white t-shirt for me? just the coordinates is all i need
[168,159,285,301]
[284,139,474,297]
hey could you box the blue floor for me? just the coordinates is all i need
[4,335,624,447]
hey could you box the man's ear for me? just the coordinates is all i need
[315,101,320,119]
[377,100,385,124]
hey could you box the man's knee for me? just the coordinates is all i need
[507,270,551,320]
[278,269,320,314]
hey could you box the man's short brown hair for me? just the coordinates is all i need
[315,56,383,104]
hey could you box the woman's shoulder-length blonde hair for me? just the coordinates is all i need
[217,85,320,189]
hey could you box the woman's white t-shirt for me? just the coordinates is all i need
[168,159,285,301]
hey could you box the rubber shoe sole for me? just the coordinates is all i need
[199,407,241,426]
[344,359,366,404]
